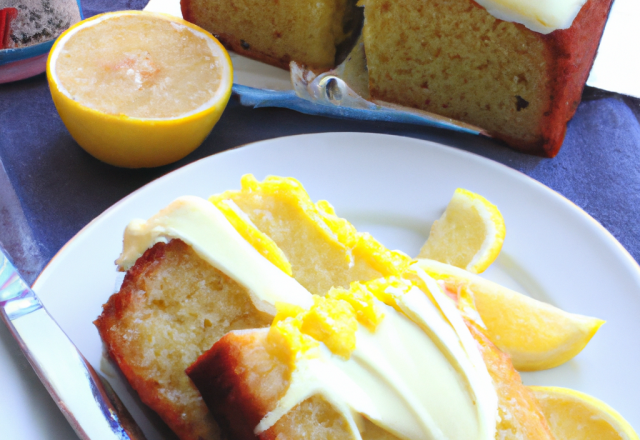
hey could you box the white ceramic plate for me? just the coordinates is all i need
[3,133,639,439]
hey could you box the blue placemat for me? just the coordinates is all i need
[0,0,639,282]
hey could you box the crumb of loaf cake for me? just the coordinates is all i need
[212,175,410,296]
[189,322,554,439]
[467,323,554,439]
[181,0,360,70]
[187,329,400,440]
[361,0,613,157]
[95,239,272,440]
[267,395,397,440]
[187,274,552,440]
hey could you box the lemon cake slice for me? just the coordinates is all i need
[187,273,555,440]
[209,174,410,296]
[96,175,591,440]
[95,176,410,440]
[359,0,613,156]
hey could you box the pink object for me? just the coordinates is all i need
[0,8,18,49]
[0,52,48,83]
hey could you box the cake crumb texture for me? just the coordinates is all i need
[94,239,271,440]
[181,0,356,69]
[187,329,401,440]
[362,0,613,156]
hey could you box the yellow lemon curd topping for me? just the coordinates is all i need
[210,174,412,278]
[118,194,497,440]
[267,285,384,364]
[259,271,498,440]
[210,197,293,276]
[476,0,588,34]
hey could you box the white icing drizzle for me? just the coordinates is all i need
[117,196,313,314]
[256,287,497,440]
[476,0,588,34]
[118,196,498,440]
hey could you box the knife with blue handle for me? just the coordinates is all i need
[0,247,146,440]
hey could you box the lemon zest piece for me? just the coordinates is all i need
[300,297,358,360]
[328,284,384,332]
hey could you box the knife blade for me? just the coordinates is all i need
[0,248,146,440]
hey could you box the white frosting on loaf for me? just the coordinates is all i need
[477,0,588,34]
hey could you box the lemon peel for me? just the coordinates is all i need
[414,258,604,371]
[530,386,640,440]
[47,11,232,168]
[418,188,505,274]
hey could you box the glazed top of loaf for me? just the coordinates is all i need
[476,0,588,33]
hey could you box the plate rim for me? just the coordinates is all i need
[32,132,640,291]
[24,131,640,438]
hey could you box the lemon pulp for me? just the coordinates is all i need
[55,14,222,119]
[418,188,505,274]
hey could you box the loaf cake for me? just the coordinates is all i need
[186,274,555,440]
[181,0,361,70]
[96,175,600,440]
[95,176,411,440]
[359,0,614,156]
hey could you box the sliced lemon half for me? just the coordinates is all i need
[47,11,232,168]
[530,386,639,440]
[414,259,604,371]
[418,188,505,274]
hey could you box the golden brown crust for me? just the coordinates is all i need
[187,330,287,440]
[497,0,613,156]
[189,324,556,440]
[535,0,613,157]
[95,239,272,440]
[95,242,202,438]
[466,321,556,440]
[365,0,613,157]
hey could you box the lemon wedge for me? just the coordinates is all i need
[530,386,639,440]
[414,259,604,371]
[47,11,232,168]
[418,188,505,274]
